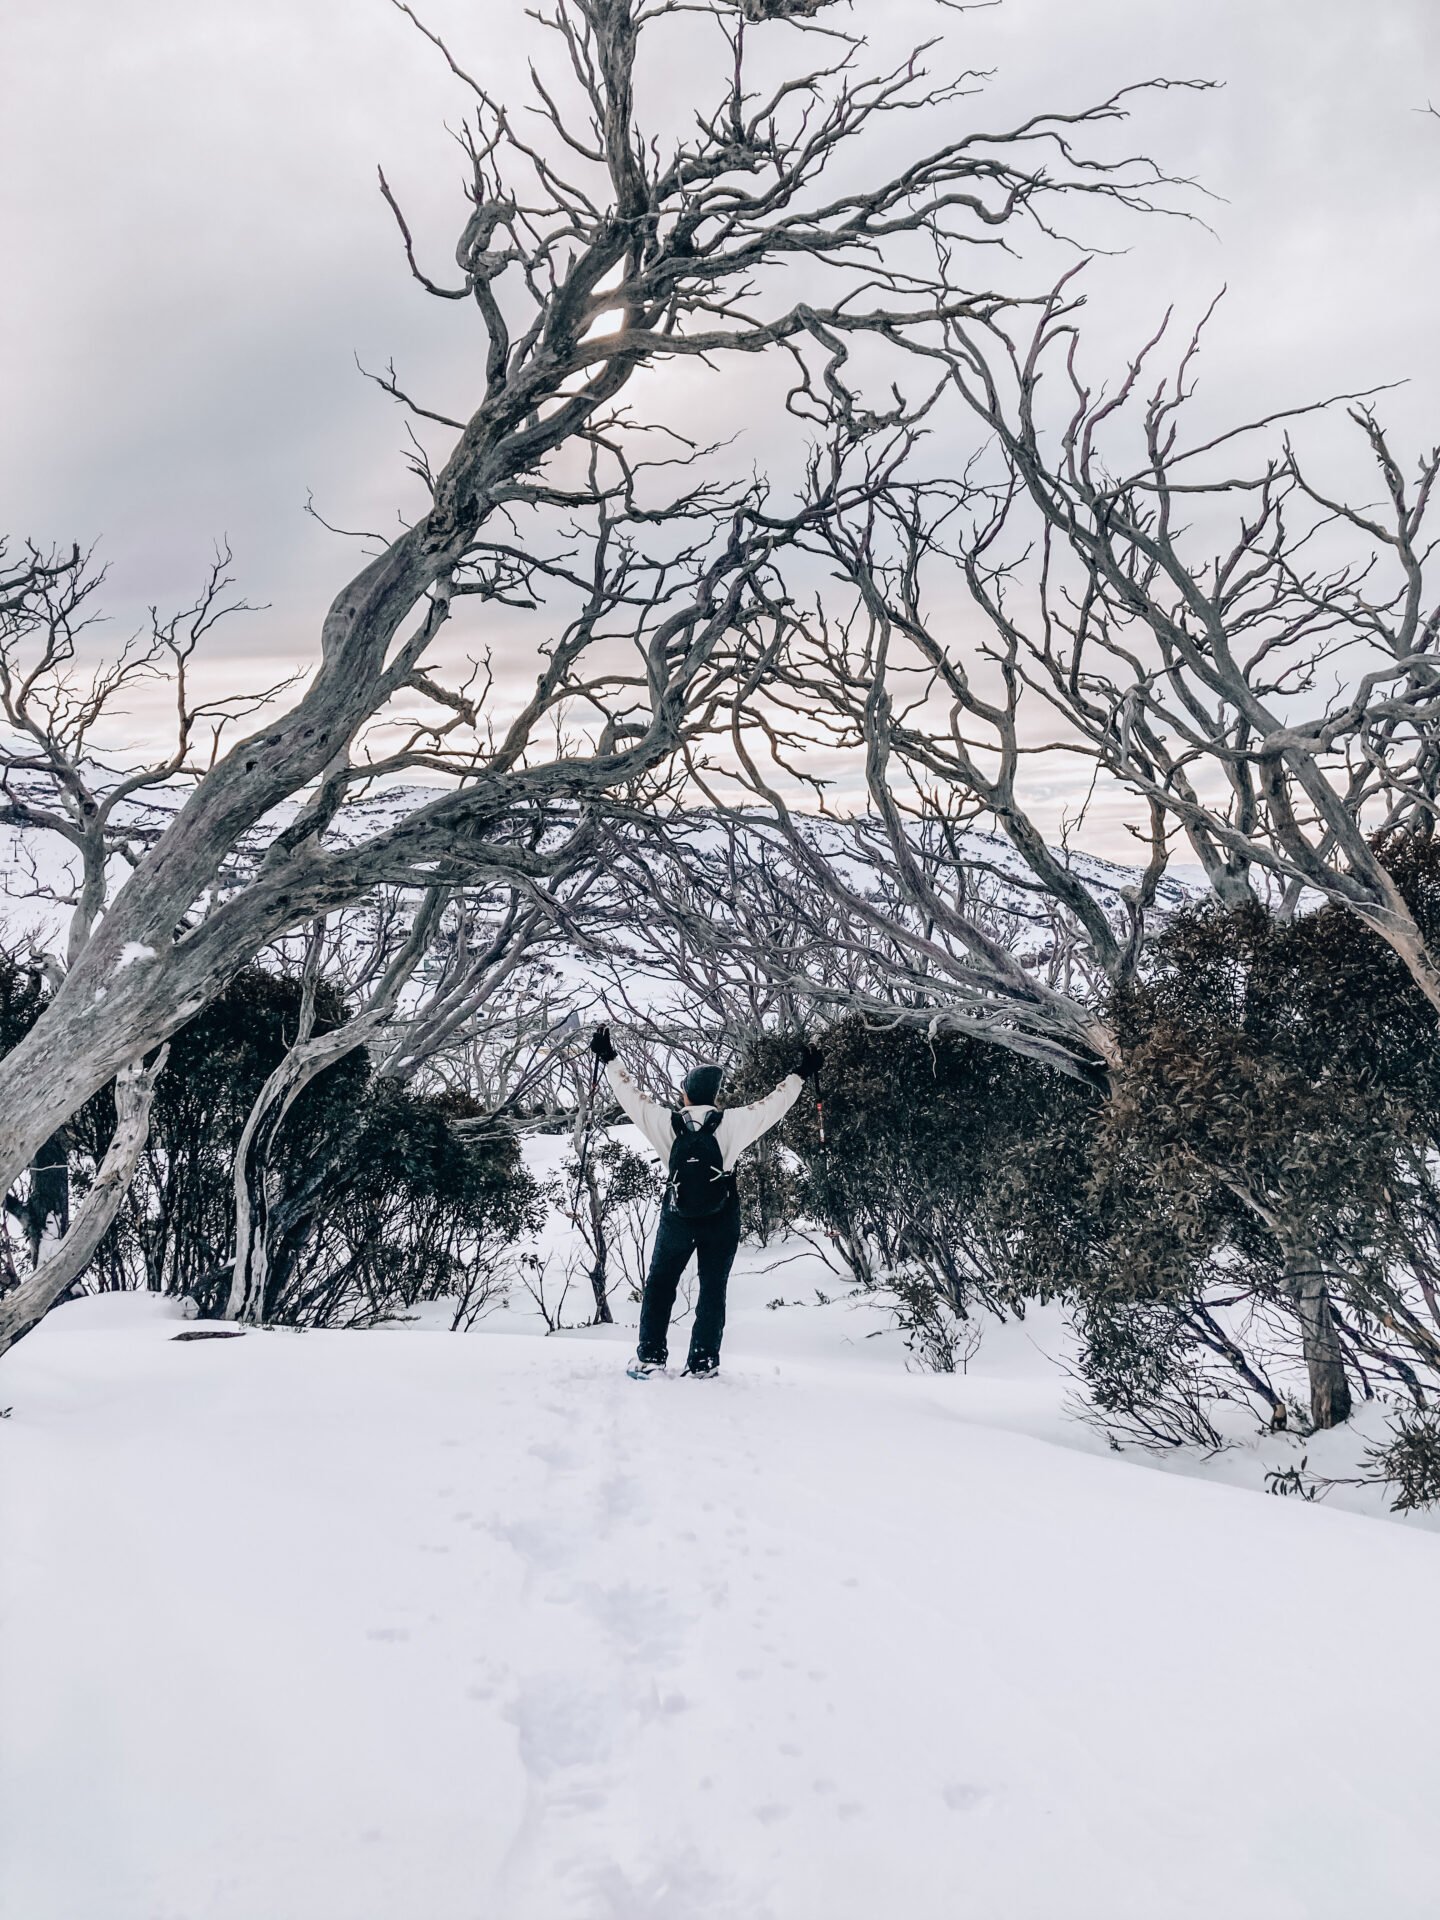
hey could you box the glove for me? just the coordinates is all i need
[795,1042,823,1079]
[590,1024,617,1064]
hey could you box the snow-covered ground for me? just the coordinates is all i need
[5,1219,1440,1920]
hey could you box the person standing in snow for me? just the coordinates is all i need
[589,1025,821,1379]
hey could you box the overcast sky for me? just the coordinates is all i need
[2,0,1437,852]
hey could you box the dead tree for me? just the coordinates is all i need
[835,291,1440,1431]
[617,414,1400,1428]
[936,278,1440,998]
[12,1052,171,1323]
[227,883,564,1322]
[436,991,583,1124]
[226,899,441,1322]
[604,430,1171,1083]
[602,796,1156,1075]
[0,946,67,1268]
[0,541,276,968]
[0,542,281,1344]
[559,1050,618,1324]
[732,338,1440,1425]
[0,2,1194,1353]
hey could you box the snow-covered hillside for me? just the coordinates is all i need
[0,788,1197,965]
[4,1228,1439,1920]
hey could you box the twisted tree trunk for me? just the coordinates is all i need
[580,1156,614,1326]
[1281,1237,1353,1430]
[227,1020,383,1323]
[0,1052,167,1355]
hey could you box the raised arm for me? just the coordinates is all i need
[602,1058,676,1162]
[719,1073,805,1162]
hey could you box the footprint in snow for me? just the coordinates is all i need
[600,1473,644,1523]
[550,1778,609,1815]
[584,1581,690,1662]
[488,1515,575,1572]
[505,1674,617,1778]
[582,1848,768,1920]
[942,1783,995,1814]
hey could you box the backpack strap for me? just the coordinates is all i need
[671,1108,725,1136]
[700,1109,724,1136]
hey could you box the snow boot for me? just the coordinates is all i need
[682,1360,720,1381]
[626,1357,664,1380]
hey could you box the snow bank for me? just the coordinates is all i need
[4,1251,1440,1920]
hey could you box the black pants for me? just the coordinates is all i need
[637,1191,742,1370]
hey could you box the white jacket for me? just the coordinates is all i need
[604,1061,803,1172]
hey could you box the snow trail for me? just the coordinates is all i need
[4,1273,1440,1919]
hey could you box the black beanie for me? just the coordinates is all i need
[683,1063,724,1107]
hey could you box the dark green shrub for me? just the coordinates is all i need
[733,1016,1095,1360]
[82,967,543,1327]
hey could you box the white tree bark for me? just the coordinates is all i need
[0,1050,167,1354]
[227,1018,388,1323]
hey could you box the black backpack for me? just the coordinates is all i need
[666,1109,732,1218]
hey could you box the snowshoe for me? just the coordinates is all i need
[626,1357,664,1380]
[682,1361,720,1381]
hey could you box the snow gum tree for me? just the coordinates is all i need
[937,283,1440,1003]
[227,885,559,1323]
[603,395,1440,1429]
[0,0,1194,1352]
